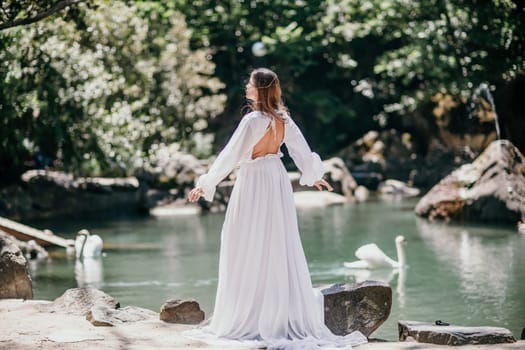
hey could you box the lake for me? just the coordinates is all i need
[28,198,525,340]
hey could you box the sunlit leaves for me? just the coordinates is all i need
[0,1,225,179]
[320,0,524,118]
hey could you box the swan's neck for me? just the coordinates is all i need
[396,241,406,267]
[79,235,88,259]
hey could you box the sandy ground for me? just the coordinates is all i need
[0,299,523,350]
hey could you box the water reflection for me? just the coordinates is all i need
[416,219,514,305]
[75,258,104,288]
[344,267,407,308]
[27,201,525,339]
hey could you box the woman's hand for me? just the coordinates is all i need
[188,187,205,202]
[314,179,333,192]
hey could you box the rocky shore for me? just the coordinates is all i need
[1,298,523,350]
[1,227,522,349]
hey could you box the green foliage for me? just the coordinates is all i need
[0,0,86,30]
[173,0,524,154]
[0,1,61,24]
[0,1,225,181]
[320,0,525,121]
[169,0,370,154]
[1,0,523,184]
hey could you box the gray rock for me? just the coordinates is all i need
[2,170,142,220]
[337,129,416,186]
[323,157,358,197]
[291,157,357,198]
[42,287,119,316]
[87,305,158,327]
[160,298,205,324]
[415,140,525,223]
[398,320,516,345]
[320,281,392,337]
[378,179,420,197]
[0,231,48,260]
[0,231,33,299]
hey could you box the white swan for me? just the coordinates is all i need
[344,235,407,269]
[75,229,103,259]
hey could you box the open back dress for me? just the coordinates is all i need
[185,111,367,349]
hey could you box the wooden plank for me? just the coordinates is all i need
[0,216,71,248]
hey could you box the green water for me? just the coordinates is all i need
[28,198,525,340]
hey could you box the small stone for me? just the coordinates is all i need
[160,298,204,324]
[86,306,114,327]
[398,320,516,345]
[87,305,158,327]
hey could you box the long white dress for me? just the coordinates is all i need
[184,111,367,349]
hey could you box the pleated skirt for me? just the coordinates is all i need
[187,153,367,349]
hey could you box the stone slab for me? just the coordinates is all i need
[398,320,516,345]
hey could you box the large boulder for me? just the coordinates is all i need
[0,231,33,299]
[290,157,358,198]
[338,129,416,188]
[398,320,516,345]
[320,281,392,337]
[415,140,525,223]
[41,287,158,327]
[42,287,119,316]
[160,298,205,324]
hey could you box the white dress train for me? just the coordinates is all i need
[184,111,367,349]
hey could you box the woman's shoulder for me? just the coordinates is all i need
[242,110,264,121]
[238,112,269,132]
[241,110,277,124]
[242,110,293,127]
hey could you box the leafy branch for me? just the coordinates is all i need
[0,0,84,31]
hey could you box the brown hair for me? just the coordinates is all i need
[247,68,288,121]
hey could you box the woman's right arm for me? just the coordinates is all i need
[190,114,256,202]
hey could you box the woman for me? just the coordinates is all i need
[187,68,366,349]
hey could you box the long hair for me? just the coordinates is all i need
[247,68,288,121]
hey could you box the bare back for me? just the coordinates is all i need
[251,118,285,159]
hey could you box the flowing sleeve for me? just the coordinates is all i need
[196,114,256,202]
[284,118,325,186]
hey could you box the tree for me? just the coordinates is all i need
[173,0,524,156]
[172,0,368,156]
[320,0,525,125]
[0,1,225,182]
[0,0,84,30]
